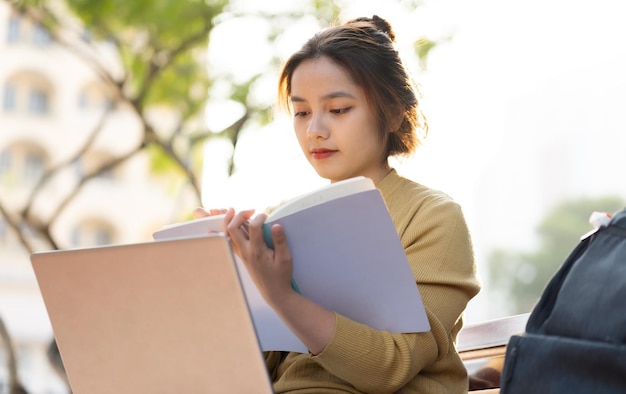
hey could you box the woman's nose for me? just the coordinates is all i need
[306,113,329,140]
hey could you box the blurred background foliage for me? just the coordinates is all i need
[487,196,625,314]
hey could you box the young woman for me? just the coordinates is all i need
[198,15,480,393]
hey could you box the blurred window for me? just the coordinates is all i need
[77,92,88,109]
[23,151,45,183]
[94,228,113,245]
[77,84,114,112]
[0,218,7,245]
[32,22,52,46]
[28,87,49,115]
[71,223,115,247]
[7,14,20,43]
[0,149,12,182]
[0,146,46,186]
[73,155,117,182]
[3,83,17,112]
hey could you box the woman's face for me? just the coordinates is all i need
[289,56,389,184]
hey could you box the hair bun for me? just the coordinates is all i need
[349,15,396,42]
[371,15,395,42]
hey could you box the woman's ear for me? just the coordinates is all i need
[388,105,405,133]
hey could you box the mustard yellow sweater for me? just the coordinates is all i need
[265,169,481,393]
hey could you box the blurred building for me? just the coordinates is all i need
[0,3,188,392]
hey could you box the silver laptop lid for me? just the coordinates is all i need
[31,235,273,394]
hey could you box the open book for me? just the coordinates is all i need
[153,176,430,352]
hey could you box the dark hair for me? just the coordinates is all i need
[278,15,428,158]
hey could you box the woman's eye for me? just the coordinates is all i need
[294,111,309,117]
[330,107,351,115]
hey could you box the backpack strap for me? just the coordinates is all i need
[525,207,626,333]
[524,235,591,333]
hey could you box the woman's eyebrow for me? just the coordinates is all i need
[291,91,356,103]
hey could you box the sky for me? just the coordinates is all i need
[201,0,626,322]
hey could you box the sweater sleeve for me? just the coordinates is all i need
[311,185,480,393]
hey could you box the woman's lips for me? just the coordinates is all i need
[310,148,336,160]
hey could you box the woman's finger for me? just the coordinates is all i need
[247,213,268,248]
[226,209,255,244]
[192,207,210,218]
[192,207,227,219]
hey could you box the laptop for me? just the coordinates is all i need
[31,234,274,394]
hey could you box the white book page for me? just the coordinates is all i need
[153,214,225,240]
[267,176,375,222]
[152,177,375,239]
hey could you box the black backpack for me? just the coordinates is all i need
[500,208,626,393]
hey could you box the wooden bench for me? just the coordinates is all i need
[458,313,529,393]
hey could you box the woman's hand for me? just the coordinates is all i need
[224,208,294,306]
[224,208,336,355]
